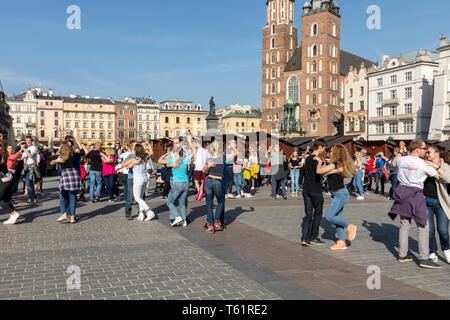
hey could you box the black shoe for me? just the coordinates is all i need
[419,259,442,269]
[126,216,132,220]
[398,253,414,263]
[301,241,310,247]
[309,238,327,246]
[283,196,288,200]
[170,219,175,225]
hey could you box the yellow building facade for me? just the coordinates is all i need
[63,96,115,145]
[220,110,262,135]
[160,100,208,138]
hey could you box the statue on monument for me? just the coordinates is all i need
[209,96,216,116]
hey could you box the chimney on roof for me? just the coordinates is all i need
[382,55,389,63]
[48,88,53,97]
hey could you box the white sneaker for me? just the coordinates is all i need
[3,213,19,225]
[356,196,365,200]
[137,212,145,221]
[444,250,450,264]
[276,195,282,199]
[171,216,183,227]
[235,195,242,199]
[245,193,254,198]
[240,191,244,197]
[144,210,155,222]
[430,253,439,263]
[182,220,188,227]
[226,194,234,199]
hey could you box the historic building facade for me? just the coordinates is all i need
[0,90,13,142]
[114,101,137,143]
[429,35,450,141]
[219,109,262,135]
[63,96,116,145]
[6,88,38,140]
[343,64,374,139]
[367,50,439,141]
[160,100,207,138]
[261,0,375,137]
[36,89,64,144]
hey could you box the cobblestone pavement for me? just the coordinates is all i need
[227,187,450,299]
[0,178,448,300]
[0,178,281,300]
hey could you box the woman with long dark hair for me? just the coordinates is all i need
[1,143,21,225]
[424,145,450,264]
[316,144,357,250]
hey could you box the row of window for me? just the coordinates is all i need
[226,122,256,128]
[349,87,365,98]
[348,101,365,112]
[309,23,337,38]
[66,122,114,129]
[346,119,366,132]
[9,106,36,112]
[164,129,202,138]
[138,115,158,121]
[307,44,337,59]
[377,72,413,87]
[376,104,413,117]
[375,122,415,134]
[118,109,135,116]
[376,88,413,102]
[164,116,203,124]
[66,113,113,119]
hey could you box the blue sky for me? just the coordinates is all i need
[0,0,449,109]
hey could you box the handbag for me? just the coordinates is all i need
[196,177,207,201]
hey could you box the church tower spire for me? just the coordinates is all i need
[261,0,298,132]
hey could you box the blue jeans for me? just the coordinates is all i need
[124,175,134,217]
[167,181,189,221]
[25,174,36,201]
[234,172,244,196]
[205,178,225,225]
[326,188,350,241]
[60,190,77,217]
[353,169,364,196]
[290,169,300,193]
[391,173,398,198]
[89,170,102,200]
[426,197,450,254]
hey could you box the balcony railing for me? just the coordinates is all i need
[26,123,36,128]
[382,98,400,106]
[369,113,416,123]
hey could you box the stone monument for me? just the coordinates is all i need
[206,96,219,132]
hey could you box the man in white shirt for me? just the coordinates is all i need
[22,136,39,203]
[388,139,441,269]
[193,139,210,192]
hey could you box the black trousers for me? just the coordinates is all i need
[301,191,324,242]
[0,180,14,213]
[226,166,234,194]
[162,182,171,197]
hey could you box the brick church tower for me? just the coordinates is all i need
[300,0,342,136]
[261,0,298,131]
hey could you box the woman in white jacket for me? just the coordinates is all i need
[425,145,450,264]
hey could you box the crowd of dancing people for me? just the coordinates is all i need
[0,133,449,269]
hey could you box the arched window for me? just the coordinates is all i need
[312,94,317,105]
[272,24,275,35]
[288,75,299,103]
[275,113,279,121]
[312,61,317,73]
[271,38,275,49]
[312,78,317,89]
[271,68,276,79]
[332,24,336,37]
[271,83,276,94]
[271,52,276,64]
[312,45,318,57]
[311,23,318,36]
[271,98,276,108]
[267,114,271,121]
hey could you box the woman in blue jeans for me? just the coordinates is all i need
[353,151,365,200]
[316,145,357,250]
[51,142,83,224]
[203,141,236,234]
[289,151,301,197]
[425,145,450,264]
[159,138,194,227]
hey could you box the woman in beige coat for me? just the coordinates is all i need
[425,145,450,264]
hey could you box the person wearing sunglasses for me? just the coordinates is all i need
[424,145,450,264]
[388,140,443,269]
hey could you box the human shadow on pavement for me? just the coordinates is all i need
[76,203,125,223]
[361,220,419,260]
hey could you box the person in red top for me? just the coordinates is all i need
[7,144,23,172]
[365,154,375,192]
